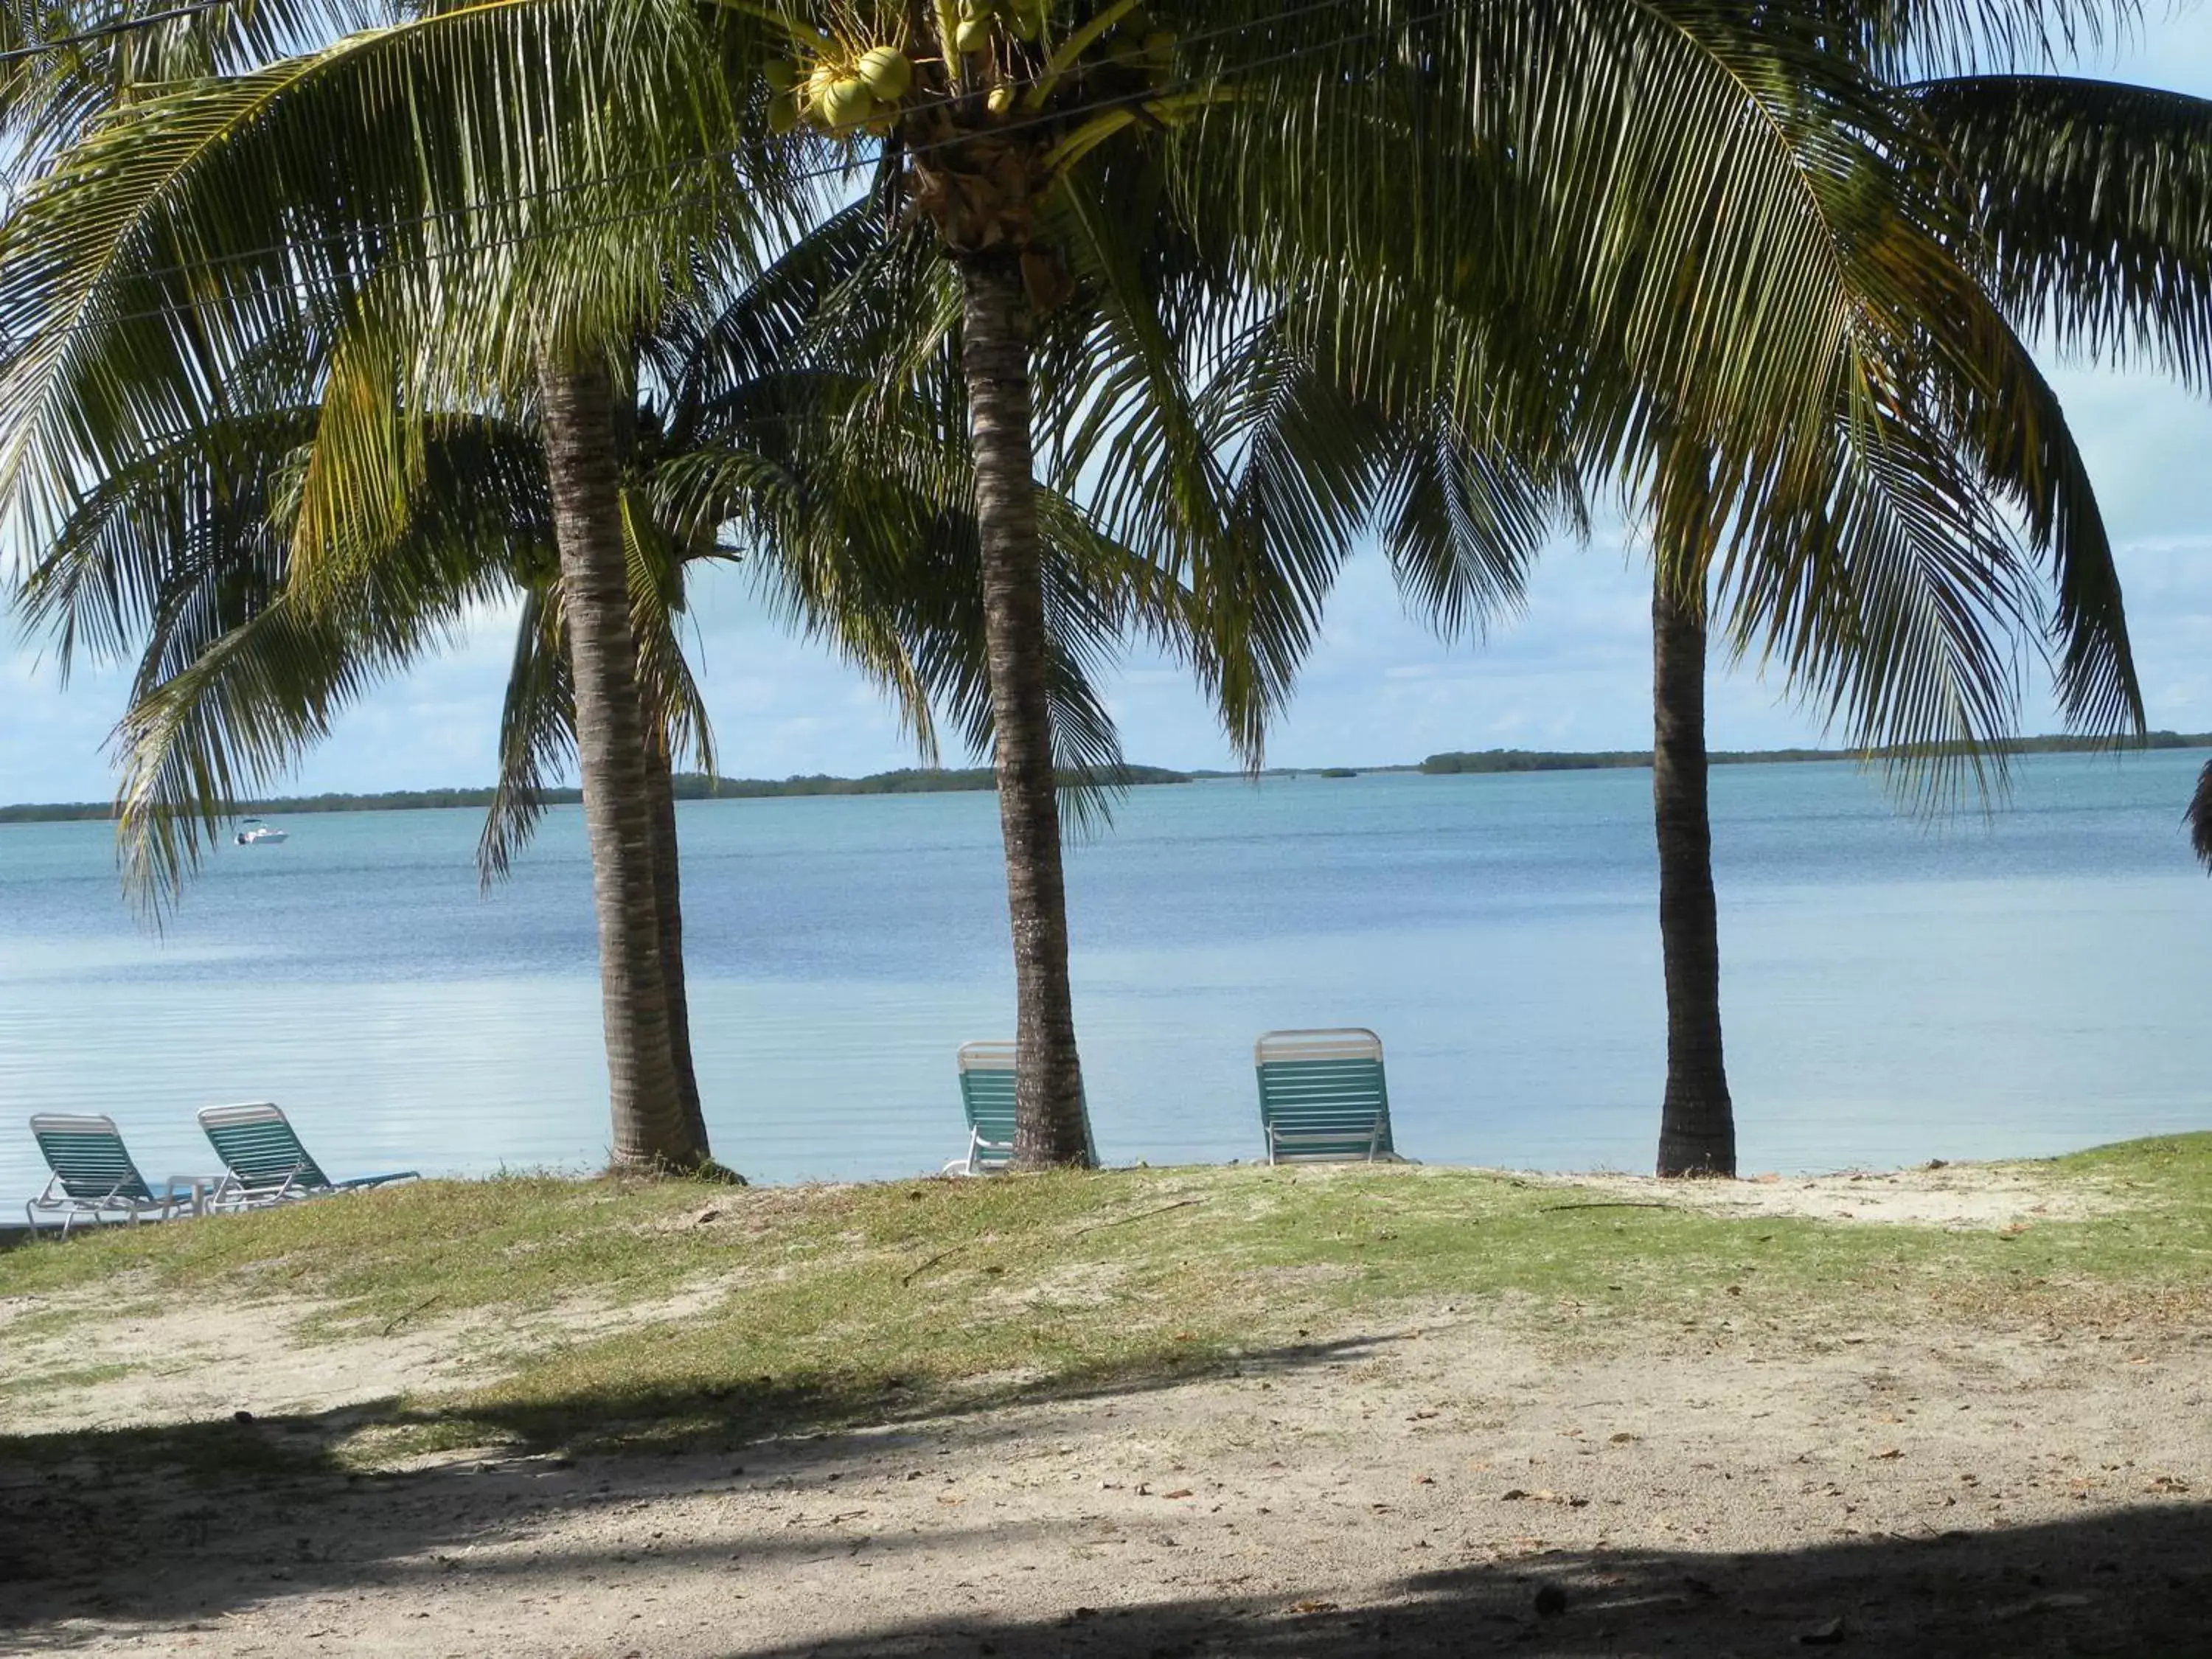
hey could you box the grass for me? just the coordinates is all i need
[3,1135,2209,1472]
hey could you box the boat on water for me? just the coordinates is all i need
[234,818,288,846]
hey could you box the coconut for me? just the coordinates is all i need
[987,83,1015,114]
[822,76,875,128]
[954,16,992,52]
[767,91,801,133]
[762,58,799,93]
[804,60,842,114]
[857,46,911,101]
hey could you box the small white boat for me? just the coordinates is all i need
[234,818,288,846]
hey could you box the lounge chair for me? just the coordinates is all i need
[26,1114,198,1235]
[945,1042,1099,1175]
[1253,1028,1403,1164]
[198,1102,418,1209]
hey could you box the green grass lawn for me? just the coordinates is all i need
[4,1135,2208,1470]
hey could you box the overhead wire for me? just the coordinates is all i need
[0,1,229,63]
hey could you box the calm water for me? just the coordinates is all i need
[1,751,2207,1204]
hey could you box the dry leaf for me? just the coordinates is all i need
[1160,1489,1194,1500]
[1873,1449,1904,1461]
[1291,1600,1339,1615]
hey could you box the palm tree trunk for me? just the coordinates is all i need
[538,355,703,1172]
[956,251,1091,1169]
[1652,573,1736,1178]
[645,737,709,1150]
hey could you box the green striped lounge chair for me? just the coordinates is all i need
[27,1114,198,1235]
[946,1042,1099,1175]
[1254,1028,1402,1164]
[198,1102,419,1209]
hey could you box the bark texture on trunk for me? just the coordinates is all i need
[645,738,708,1151]
[538,355,703,1172]
[1652,574,1736,1178]
[956,253,1091,1169]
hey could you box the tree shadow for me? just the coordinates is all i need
[723,1505,2212,1657]
[5,1324,2203,1655]
[0,1331,1396,1632]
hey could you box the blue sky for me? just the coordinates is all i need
[5,14,2211,803]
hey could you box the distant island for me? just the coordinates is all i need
[8,734,2207,823]
[1419,731,2212,776]
[0,764,1194,824]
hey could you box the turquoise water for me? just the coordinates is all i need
[2,750,2207,1205]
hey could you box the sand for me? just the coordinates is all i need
[3,1163,2205,1657]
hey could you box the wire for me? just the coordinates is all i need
[0,2,229,64]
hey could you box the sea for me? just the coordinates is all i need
[1,749,2206,1206]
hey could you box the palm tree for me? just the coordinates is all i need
[2,0,2157,1172]
[15,202,1152,1172]
[1636,58,2212,1175]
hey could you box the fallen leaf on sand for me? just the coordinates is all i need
[1291,1600,1339,1615]
[1160,1489,1194,1500]
[1873,1449,1904,1461]
[936,1493,966,1506]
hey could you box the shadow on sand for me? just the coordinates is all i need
[713,1504,2212,1656]
[1,1327,2205,1655]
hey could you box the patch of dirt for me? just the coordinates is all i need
[1545,1161,2111,1229]
[0,1279,736,1434]
[3,1304,2206,1656]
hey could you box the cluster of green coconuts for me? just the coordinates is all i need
[765,1,1166,135]
[763,43,917,134]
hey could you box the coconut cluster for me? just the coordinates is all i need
[765,41,915,134]
[763,4,1178,138]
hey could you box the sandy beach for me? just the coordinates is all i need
[4,1153,2208,1655]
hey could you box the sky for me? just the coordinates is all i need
[4,13,2211,804]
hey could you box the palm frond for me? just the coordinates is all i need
[478,583,572,884]
[1913,74,2212,390]
[2190,760,2212,874]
